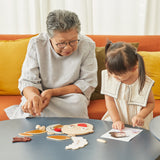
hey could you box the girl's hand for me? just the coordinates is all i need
[132,115,144,127]
[112,121,125,131]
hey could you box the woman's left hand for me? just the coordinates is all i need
[40,89,53,111]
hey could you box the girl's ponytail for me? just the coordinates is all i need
[137,53,146,93]
[105,40,112,54]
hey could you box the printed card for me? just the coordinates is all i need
[101,127,143,142]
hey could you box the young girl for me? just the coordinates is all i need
[101,41,155,130]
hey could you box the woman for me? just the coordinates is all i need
[5,10,97,119]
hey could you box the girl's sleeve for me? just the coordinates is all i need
[101,70,121,98]
[128,76,154,106]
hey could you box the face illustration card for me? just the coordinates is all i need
[101,127,143,142]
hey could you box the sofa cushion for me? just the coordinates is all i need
[138,51,160,99]
[0,36,35,95]
[91,42,139,100]
[91,47,106,100]
[88,99,107,119]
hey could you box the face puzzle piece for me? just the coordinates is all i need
[18,133,33,136]
[12,137,32,143]
[46,135,70,141]
[46,124,63,134]
[65,136,88,150]
[61,123,94,136]
[24,129,46,134]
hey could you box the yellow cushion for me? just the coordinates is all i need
[138,51,160,99]
[0,36,35,95]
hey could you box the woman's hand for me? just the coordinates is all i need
[132,115,144,127]
[40,89,53,111]
[112,121,125,131]
[21,94,42,116]
[21,85,81,115]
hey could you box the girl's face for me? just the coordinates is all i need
[110,66,138,84]
[50,29,79,56]
[111,72,132,83]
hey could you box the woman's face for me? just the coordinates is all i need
[50,28,79,56]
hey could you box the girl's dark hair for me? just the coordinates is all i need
[105,41,146,92]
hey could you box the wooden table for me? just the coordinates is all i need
[0,117,160,160]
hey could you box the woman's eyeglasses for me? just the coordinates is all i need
[56,39,80,49]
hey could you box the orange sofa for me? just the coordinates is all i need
[0,34,160,121]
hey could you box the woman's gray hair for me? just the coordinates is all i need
[46,10,81,38]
